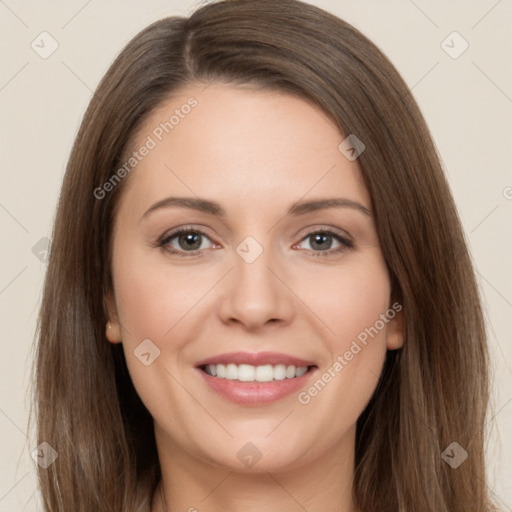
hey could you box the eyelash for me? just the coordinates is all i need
[157,225,354,258]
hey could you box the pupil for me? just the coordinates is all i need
[311,233,331,250]
[179,232,201,250]
[176,232,332,252]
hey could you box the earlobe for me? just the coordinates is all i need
[104,291,122,343]
[386,307,405,350]
[106,321,122,343]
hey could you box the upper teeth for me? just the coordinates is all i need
[204,364,309,382]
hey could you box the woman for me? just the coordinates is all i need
[32,0,496,510]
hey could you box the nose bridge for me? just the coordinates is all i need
[217,233,294,328]
[233,234,278,301]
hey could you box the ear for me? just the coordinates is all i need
[104,290,122,343]
[385,302,405,350]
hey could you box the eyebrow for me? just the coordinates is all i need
[140,196,371,221]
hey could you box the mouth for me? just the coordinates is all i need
[194,352,318,405]
[199,363,317,382]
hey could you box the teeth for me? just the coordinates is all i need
[204,363,310,381]
[295,366,308,377]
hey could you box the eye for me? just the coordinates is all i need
[157,226,353,258]
[158,227,216,256]
[294,229,353,257]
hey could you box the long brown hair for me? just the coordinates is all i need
[31,0,496,510]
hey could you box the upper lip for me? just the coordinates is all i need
[195,351,316,368]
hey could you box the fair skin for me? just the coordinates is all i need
[106,82,404,512]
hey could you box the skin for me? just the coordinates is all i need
[105,82,404,512]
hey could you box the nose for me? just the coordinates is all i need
[217,243,295,332]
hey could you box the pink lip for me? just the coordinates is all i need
[196,366,318,405]
[194,351,318,406]
[195,351,316,368]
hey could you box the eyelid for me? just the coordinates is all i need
[157,224,354,257]
[158,225,218,254]
[295,224,352,243]
[293,226,354,255]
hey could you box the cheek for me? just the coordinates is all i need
[293,256,391,413]
[299,256,391,352]
[110,248,219,406]
[110,251,199,413]
[112,250,207,344]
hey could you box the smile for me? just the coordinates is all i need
[201,363,310,382]
[195,352,318,405]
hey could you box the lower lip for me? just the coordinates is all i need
[196,367,317,405]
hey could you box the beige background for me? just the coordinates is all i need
[1,0,511,509]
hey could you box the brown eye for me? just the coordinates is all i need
[159,228,214,256]
[295,229,353,257]
[308,232,335,251]
[175,231,203,251]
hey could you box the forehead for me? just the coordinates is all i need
[117,82,370,217]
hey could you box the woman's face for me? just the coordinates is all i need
[106,82,403,473]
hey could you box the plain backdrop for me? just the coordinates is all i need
[0,0,511,510]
